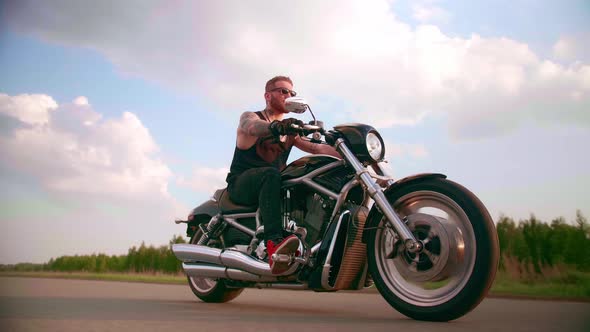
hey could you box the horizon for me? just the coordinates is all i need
[1,0,589,264]
[2,208,588,265]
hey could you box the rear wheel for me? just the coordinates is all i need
[366,178,499,321]
[186,223,244,303]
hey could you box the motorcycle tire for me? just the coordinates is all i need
[366,177,499,321]
[186,225,244,303]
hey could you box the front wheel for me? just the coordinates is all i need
[366,178,499,321]
[186,225,244,303]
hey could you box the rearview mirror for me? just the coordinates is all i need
[285,97,308,114]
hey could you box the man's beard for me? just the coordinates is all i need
[270,95,288,114]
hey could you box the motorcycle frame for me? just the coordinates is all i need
[214,157,371,258]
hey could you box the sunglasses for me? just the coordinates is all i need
[269,87,297,97]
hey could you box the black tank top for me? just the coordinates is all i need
[226,111,295,184]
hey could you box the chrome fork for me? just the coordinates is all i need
[335,139,422,253]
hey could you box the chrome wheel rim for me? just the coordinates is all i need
[188,229,219,294]
[189,274,218,293]
[374,190,476,306]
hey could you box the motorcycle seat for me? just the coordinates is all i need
[218,189,258,214]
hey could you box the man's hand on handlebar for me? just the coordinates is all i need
[269,118,304,136]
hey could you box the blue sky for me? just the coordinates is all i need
[1,0,589,263]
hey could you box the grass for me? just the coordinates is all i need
[1,270,589,302]
[0,271,186,285]
[489,270,590,301]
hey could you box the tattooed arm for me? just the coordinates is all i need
[236,111,273,150]
[238,111,272,137]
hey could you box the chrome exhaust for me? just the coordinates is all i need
[172,244,299,277]
[182,263,277,282]
[253,282,308,290]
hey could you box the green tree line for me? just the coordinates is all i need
[2,211,589,277]
[0,235,187,274]
[497,210,590,278]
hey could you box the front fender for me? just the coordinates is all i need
[362,173,446,243]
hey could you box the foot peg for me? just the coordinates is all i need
[271,253,295,264]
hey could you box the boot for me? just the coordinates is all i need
[266,235,299,274]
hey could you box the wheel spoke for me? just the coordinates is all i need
[374,189,477,307]
[423,248,438,264]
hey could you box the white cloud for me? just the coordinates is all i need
[3,0,589,140]
[73,96,89,106]
[385,141,429,159]
[177,166,229,194]
[0,93,185,263]
[0,93,57,125]
[553,37,575,61]
[0,94,171,197]
[412,2,452,24]
[552,35,590,63]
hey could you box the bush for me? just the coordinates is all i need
[43,235,186,274]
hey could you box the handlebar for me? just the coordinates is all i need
[290,123,322,132]
[288,122,340,145]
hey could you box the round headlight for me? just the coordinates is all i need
[366,132,383,161]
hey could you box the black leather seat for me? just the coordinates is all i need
[218,189,258,214]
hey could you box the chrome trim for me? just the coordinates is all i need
[225,218,256,237]
[330,178,360,221]
[182,263,277,282]
[321,210,349,290]
[173,245,222,264]
[335,139,417,245]
[282,160,346,186]
[172,244,299,277]
[311,241,322,255]
[183,263,226,278]
[220,249,271,275]
[225,269,277,282]
[223,212,257,219]
[282,160,345,200]
[301,178,339,200]
[256,210,262,230]
[283,189,291,228]
[370,173,394,183]
[253,283,308,290]
[369,162,395,186]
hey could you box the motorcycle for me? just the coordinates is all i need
[172,97,499,322]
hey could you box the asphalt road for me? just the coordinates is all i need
[0,277,588,332]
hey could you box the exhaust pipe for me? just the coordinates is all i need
[182,263,277,282]
[172,244,299,277]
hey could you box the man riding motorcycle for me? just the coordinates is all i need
[225,76,340,274]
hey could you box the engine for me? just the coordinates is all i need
[288,187,332,247]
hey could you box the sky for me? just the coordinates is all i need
[0,0,589,264]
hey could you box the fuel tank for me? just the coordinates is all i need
[281,155,341,180]
[282,155,358,195]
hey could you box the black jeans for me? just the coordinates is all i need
[227,167,282,241]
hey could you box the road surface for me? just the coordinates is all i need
[0,277,588,332]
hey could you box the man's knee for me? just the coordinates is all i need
[260,167,281,185]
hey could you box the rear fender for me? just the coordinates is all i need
[185,189,224,237]
[362,173,446,243]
